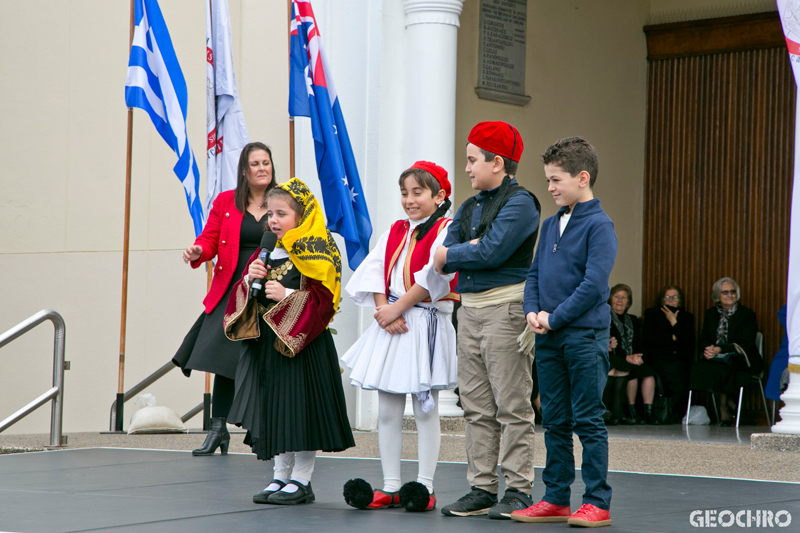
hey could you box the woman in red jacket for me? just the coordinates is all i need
[173,141,276,456]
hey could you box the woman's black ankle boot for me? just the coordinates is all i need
[644,404,661,425]
[193,417,231,456]
[628,404,646,425]
[611,377,635,424]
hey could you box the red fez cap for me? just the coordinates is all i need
[467,121,524,162]
[409,160,451,198]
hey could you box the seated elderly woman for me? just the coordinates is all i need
[643,285,695,422]
[689,277,762,426]
[606,284,658,425]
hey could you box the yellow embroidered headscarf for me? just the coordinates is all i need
[276,178,342,312]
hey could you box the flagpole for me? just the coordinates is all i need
[201,0,215,431]
[204,264,212,430]
[288,0,295,178]
[116,0,136,432]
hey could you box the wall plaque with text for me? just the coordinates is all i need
[476,0,530,106]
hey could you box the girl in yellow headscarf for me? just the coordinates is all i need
[224,178,355,505]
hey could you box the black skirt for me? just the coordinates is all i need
[172,282,244,380]
[690,358,752,394]
[610,353,657,379]
[228,322,355,461]
[172,216,263,379]
[172,256,255,380]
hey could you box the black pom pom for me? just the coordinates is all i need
[399,481,430,512]
[343,478,373,509]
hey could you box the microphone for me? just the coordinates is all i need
[249,232,279,298]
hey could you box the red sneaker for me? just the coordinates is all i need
[367,489,401,509]
[424,493,437,511]
[567,503,611,527]
[510,500,570,523]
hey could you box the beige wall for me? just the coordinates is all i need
[455,0,650,314]
[0,0,290,434]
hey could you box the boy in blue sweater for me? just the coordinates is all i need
[511,137,617,528]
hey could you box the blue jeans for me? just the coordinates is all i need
[535,327,611,510]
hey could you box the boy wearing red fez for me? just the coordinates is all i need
[342,161,458,512]
[511,137,617,527]
[434,121,541,519]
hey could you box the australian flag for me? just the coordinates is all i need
[289,0,372,270]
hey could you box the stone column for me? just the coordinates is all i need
[772,371,800,434]
[773,92,800,435]
[402,0,465,418]
[402,0,465,180]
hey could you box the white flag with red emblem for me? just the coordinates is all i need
[206,0,249,216]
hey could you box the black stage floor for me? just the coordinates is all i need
[0,448,797,533]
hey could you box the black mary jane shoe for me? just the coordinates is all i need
[253,479,287,504]
[719,418,734,427]
[267,481,316,505]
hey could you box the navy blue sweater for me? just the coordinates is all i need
[523,199,617,330]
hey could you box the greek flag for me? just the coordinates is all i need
[125,0,204,237]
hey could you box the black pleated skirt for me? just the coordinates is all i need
[228,322,355,461]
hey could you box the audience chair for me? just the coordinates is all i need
[685,333,771,427]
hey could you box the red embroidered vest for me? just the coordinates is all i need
[383,218,459,302]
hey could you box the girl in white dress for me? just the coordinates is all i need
[342,161,458,512]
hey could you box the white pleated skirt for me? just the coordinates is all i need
[341,306,458,394]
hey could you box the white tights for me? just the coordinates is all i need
[378,390,440,493]
[266,450,317,493]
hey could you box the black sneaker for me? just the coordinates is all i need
[487,488,533,519]
[441,487,497,517]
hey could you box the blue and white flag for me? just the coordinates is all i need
[290,0,372,270]
[125,0,204,237]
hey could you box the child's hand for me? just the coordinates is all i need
[384,317,408,335]
[469,238,480,245]
[536,311,551,331]
[248,259,268,280]
[374,304,402,328]
[433,246,448,274]
[263,281,286,301]
[526,312,546,334]
[609,337,618,351]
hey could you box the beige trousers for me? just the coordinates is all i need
[457,302,535,494]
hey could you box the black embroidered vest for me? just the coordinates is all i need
[459,177,541,269]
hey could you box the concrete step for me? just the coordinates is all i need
[402,415,466,434]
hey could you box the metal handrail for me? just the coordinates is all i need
[109,361,174,430]
[0,310,66,447]
[109,363,206,430]
[181,402,204,423]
